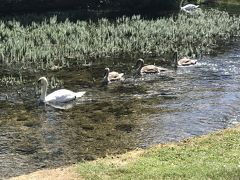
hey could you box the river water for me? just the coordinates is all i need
[0,40,240,179]
[138,41,240,146]
[1,8,240,179]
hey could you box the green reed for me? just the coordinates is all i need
[0,9,239,70]
[0,74,23,86]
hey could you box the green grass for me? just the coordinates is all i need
[0,9,240,70]
[77,125,240,179]
[197,0,240,5]
[215,0,240,5]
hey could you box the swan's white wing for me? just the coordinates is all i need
[45,89,76,103]
[75,91,86,98]
[47,102,75,110]
[182,4,198,11]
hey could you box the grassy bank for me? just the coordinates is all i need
[78,125,240,179]
[9,125,240,179]
[215,0,240,5]
[196,0,240,5]
[0,9,240,70]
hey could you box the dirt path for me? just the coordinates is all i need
[9,166,81,180]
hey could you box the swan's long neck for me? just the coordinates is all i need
[103,70,109,83]
[136,60,144,74]
[40,81,48,102]
[180,0,184,8]
[172,51,178,68]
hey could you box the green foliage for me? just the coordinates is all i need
[211,0,240,5]
[0,74,23,86]
[188,0,240,5]
[0,9,239,70]
[78,128,240,179]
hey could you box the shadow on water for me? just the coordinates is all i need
[0,1,239,27]
[1,40,240,178]
[0,8,178,27]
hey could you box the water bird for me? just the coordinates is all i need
[181,4,199,13]
[50,64,62,71]
[173,51,198,67]
[102,68,124,84]
[38,77,86,103]
[134,58,168,76]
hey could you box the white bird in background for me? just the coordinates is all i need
[181,4,199,13]
[38,77,86,103]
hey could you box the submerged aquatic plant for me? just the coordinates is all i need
[0,9,239,70]
[0,74,24,86]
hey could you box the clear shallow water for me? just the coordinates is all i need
[138,42,240,145]
[0,41,240,178]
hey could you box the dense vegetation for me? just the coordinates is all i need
[0,9,239,70]
[207,0,240,4]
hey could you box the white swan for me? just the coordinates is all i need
[181,4,199,13]
[38,77,86,103]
